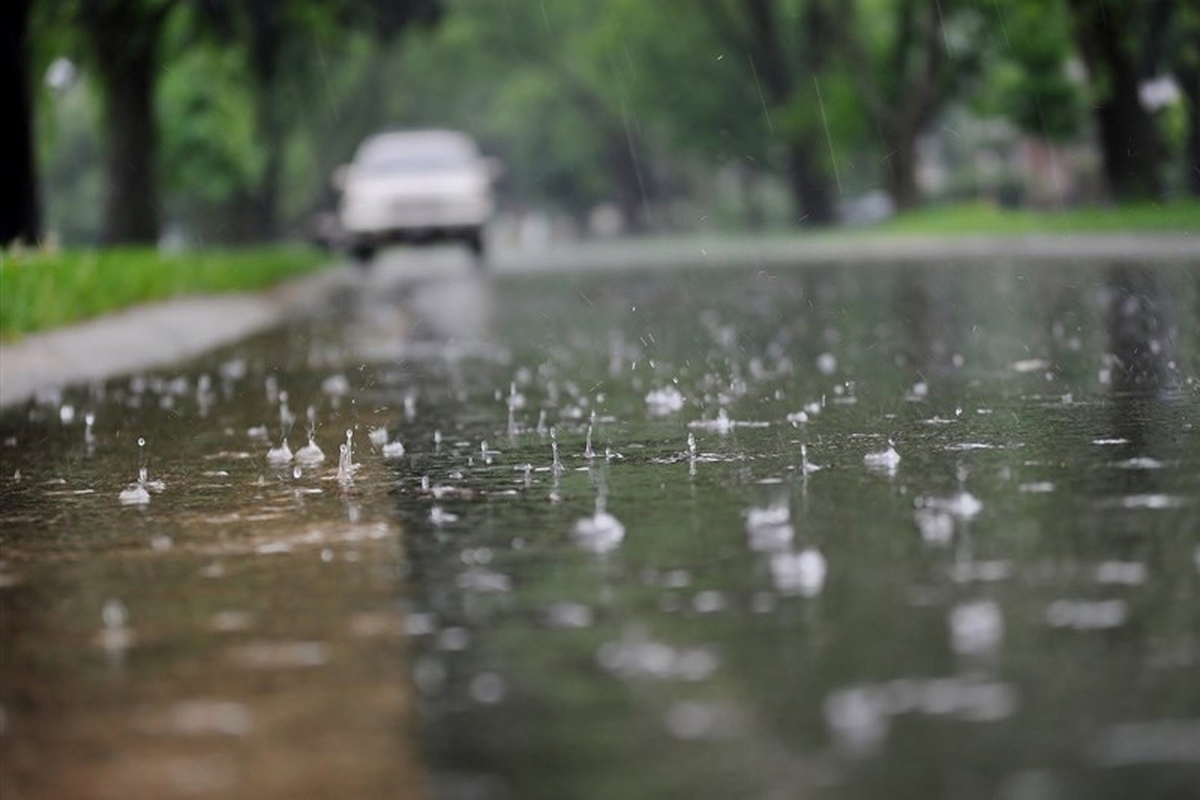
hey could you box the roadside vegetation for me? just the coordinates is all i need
[873,199,1200,236]
[0,245,327,340]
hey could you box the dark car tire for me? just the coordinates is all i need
[465,230,485,265]
[350,242,376,266]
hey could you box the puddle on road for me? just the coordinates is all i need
[2,259,1199,799]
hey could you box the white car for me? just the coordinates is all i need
[336,129,498,263]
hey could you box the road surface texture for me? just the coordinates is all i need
[3,232,1196,409]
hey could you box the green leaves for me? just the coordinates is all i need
[159,45,264,204]
[982,0,1084,141]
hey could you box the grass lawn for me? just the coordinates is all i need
[872,199,1200,236]
[0,245,329,340]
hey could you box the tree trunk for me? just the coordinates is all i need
[1179,62,1200,197]
[1092,75,1164,200]
[88,4,168,245]
[736,164,766,230]
[735,0,838,226]
[253,122,282,239]
[247,1,283,240]
[1066,0,1164,200]
[608,127,650,234]
[882,126,921,211]
[0,0,41,246]
[786,141,836,225]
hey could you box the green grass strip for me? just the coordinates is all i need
[873,199,1200,236]
[0,246,329,340]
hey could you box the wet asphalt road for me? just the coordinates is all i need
[4,233,1198,410]
[3,238,1200,800]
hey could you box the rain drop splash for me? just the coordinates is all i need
[337,429,356,484]
[689,408,734,434]
[266,392,294,465]
[864,439,901,473]
[136,437,148,484]
[382,438,406,460]
[118,480,150,506]
[645,385,685,415]
[84,411,96,447]
[916,491,983,522]
[321,373,350,398]
[506,382,524,436]
[430,506,459,526]
[572,492,625,553]
[949,600,1004,656]
[370,424,405,460]
[584,423,596,460]
[823,686,889,755]
[816,352,838,375]
[266,438,293,465]
[294,406,325,466]
[688,407,770,434]
[799,443,823,475]
[915,508,955,545]
[745,502,793,552]
[507,381,526,411]
[551,427,563,474]
[769,548,826,597]
[96,598,135,655]
[824,677,1017,755]
[1044,599,1128,630]
[596,625,718,681]
[118,437,153,505]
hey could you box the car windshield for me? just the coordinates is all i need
[356,134,476,173]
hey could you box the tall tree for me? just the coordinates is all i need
[195,0,441,240]
[1178,11,1200,196]
[1064,0,1166,200]
[77,0,178,245]
[981,0,1084,143]
[841,0,984,210]
[696,0,840,225]
[1,0,42,246]
[1154,0,1200,197]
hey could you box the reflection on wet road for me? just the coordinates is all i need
[3,252,1199,799]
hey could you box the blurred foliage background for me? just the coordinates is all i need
[5,0,1199,248]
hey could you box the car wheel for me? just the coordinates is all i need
[350,242,375,266]
[465,230,485,264]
